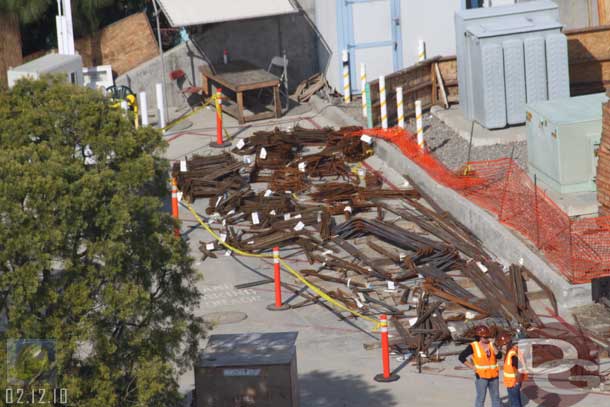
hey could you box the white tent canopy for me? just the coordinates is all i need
[156,0,297,27]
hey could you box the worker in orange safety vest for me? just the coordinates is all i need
[496,332,528,407]
[459,325,502,407]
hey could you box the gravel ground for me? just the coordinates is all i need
[337,101,528,171]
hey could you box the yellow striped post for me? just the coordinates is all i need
[396,87,405,129]
[360,63,367,118]
[416,100,424,149]
[418,40,426,62]
[342,50,351,103]
[379,76,388,129]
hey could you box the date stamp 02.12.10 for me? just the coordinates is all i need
[5,339,68,405]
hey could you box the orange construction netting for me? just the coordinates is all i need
[354,127,610,284]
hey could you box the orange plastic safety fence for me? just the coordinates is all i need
[350,127,610,284]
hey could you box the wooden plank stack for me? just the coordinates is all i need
[597,95,610,216]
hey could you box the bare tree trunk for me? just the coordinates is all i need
[0,12,22,87]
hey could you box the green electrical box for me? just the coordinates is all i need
[526,93,608,194]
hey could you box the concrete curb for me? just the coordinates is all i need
[310,95,359,128]
[317,100,590,312]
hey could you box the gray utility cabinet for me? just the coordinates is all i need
[527,93,608,194]
[195,332,299,407]
[456,0,569,129]
[7,54,83,88]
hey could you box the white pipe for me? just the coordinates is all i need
[156,83,166,130]
[56,16,65,54]
[360,63,367,118]
[379,76,388,129]
[416,100,423,149]
[396,87,405,129]
[62,0,75,54]
[342,50,351,103]
[139,92,149,126]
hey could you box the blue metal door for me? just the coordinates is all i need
[337,0,403,93]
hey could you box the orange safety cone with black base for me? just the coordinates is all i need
[266,246,290,311]
[374,314,400,382]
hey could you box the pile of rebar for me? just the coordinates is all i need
[182,126,562,368]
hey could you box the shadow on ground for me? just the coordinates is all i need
[299,370,398,407]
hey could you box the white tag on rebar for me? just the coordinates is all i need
[357,292,366,303]
[269,210,276,216]
[251,212,260,225]
[407,317,418,327]
[236,139,245,149]
[215,196,223,207]
[247,240,254,245]
[519,257,524,266]
[360,134,373,144]
[264,189,273,197]
[298,162,306,172]
[294,214,302,219]
[259,147,267,159]
[180,160,187,172]
[355,298,364,308]
[294,221,305,231]
[220,233,227,242]
[317,212,322,223]
[357,168,365,177]
[243,155,252,164]
[399,253,406,261]
[344,206,352,213]
[387,281,396,290]
[346,278,351,288]
[476,261,488,273]
[222,219,226,226]
[403,181,411,188]
[206,243,215,250]
[224,250,232,257]
[177,192,183,202]
[227,209,235,216]
[322,249,333,256]
[285,190,292,194]
[283,213,291,221]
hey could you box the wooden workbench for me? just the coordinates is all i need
[199,61,281,124]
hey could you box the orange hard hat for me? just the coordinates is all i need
[495,332,512,347]
[474,325,491,338]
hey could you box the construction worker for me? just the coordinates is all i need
[459,325,502,407]
[496,332,527,407]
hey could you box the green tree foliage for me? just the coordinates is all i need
[0,77,204,406]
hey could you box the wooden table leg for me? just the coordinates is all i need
[201,75,210,96]
[273,85,282,118]
[236,91,245,124]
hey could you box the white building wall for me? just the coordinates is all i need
[314,0,340,92]
[401,0,460,66]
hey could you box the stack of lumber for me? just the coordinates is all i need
[597,96,610,216]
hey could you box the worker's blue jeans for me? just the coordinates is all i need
[474,376,500,407]
[507,384,523,407]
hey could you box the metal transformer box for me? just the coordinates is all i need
[455,0,567,129]
[195,332,299,407]
[526,93,609,194]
